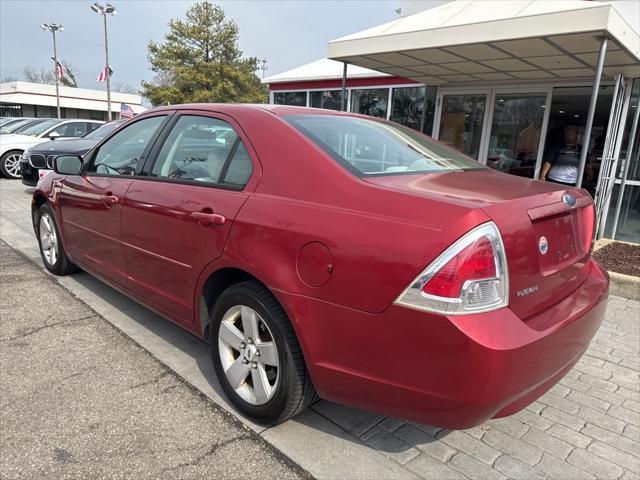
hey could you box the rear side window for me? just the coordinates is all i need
[223,142,253,186]
[50,122,88,138]
[151,115,252,188]
[284,114,483,176]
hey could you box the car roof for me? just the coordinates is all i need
[55,119,104,124]
[146,103,357,118]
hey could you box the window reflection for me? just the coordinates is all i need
[391,87,425,131]
[273,92,307,107]
[350,88,389,118]
[486,94,546,178]
[310,90,343,111]
[438,94,486,159]
[390,86,437,136]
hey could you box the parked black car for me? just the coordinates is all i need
[20,120,124,186]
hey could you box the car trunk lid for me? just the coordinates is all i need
[366,169,595,321]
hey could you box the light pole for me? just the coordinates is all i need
[40,23,63,118]
[259,59,268,79]
[90,2,117,121]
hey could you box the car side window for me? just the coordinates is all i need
[151,115,246,186]
[50,122,87,138]
[86,122,101,134]
[89,116,165,176]
[222,142,253,187]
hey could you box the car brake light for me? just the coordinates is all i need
[582,203,596,254]
[395,222,509,315]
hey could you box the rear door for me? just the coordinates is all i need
[58,114,170,287]
[120,112,259,323]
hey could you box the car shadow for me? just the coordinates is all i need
[61,269,448,454]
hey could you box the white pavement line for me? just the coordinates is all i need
[0,189,413,480]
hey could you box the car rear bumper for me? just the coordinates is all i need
[278,258,609,429]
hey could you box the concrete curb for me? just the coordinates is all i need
[594,239,640,301]
[608,271,640,301]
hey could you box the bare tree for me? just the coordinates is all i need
[23,60,78,87]
[112,81,138,94]
[23,66,54,84]
[1,76,18,83]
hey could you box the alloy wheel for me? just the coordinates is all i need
[3,153,22,179]
[39,213,58,265]
[218,305,280,405]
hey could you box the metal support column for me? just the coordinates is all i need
[52,30,61,118]
[341,62,347,112]
[103,14,112,121]
[577,37,608,188]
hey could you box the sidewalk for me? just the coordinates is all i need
[1,178,639,479]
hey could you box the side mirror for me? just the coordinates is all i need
[53,155,83,175]
[48,131,61,140]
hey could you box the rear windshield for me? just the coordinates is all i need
[284,114,483,176]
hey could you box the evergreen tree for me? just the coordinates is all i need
[141,2,266,106]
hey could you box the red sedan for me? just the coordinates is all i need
[32,104,608,428]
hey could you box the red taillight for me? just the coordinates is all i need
[582,203,596,253]
[395,222,508,315]
[421,237,496,298]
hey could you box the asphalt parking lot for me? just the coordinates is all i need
[0,240,309,480]
[1,177,639,480]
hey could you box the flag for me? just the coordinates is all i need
[55,62,64,81]
[96,66,113,82]
[120,103,135,119]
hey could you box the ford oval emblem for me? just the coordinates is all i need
[562,194,577,208]
[539,236,549,255]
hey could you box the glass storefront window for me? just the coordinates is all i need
[438,94,486,159]
[310,90,343,111]
[390,86,425,131]
[540,85,614,194]
[604,183,640,243]
[350,88,389,119]
[486,93,546,178]
[273,91,307,107]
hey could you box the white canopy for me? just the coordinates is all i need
[327,0,640,85]
[263,57,388,85]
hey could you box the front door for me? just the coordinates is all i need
[595,73,630,237]
[120,113,257,323]
[58,114,170,286]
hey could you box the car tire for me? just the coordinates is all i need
[211,281,316,425]
[36,203,79,275]
[0,150,23,179]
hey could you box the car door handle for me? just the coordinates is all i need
[191,211,226,227]
[101,194,119,207]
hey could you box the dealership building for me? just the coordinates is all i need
[264,0,640,244]
[0,81,145,120]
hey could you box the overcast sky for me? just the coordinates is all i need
[0,0,407,91]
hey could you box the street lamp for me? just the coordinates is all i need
[90,2,117,121]
[40,23,63,118]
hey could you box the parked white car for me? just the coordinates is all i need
[0,119,103,179]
